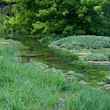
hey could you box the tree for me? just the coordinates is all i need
[3,0,110,37]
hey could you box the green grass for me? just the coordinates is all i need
[64,86,110,110]
[0,40,65,110]
[1,39,110,110]
[0,58,65,110]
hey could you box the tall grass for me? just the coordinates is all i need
[0,39,65,110]
[73,87,110,110]
[0,59,64,110]
[63,84,110,110]
[1,39,110,110]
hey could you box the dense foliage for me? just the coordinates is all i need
[1,0,110,38]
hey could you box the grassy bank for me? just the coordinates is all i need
[0,39,110,110]
[49,35,110,61]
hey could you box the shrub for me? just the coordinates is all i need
[0,14,9,34]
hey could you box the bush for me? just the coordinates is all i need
[0,14,9,34]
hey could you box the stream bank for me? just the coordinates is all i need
[9,36,109,86]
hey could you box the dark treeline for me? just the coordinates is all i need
[0,0,110,39]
